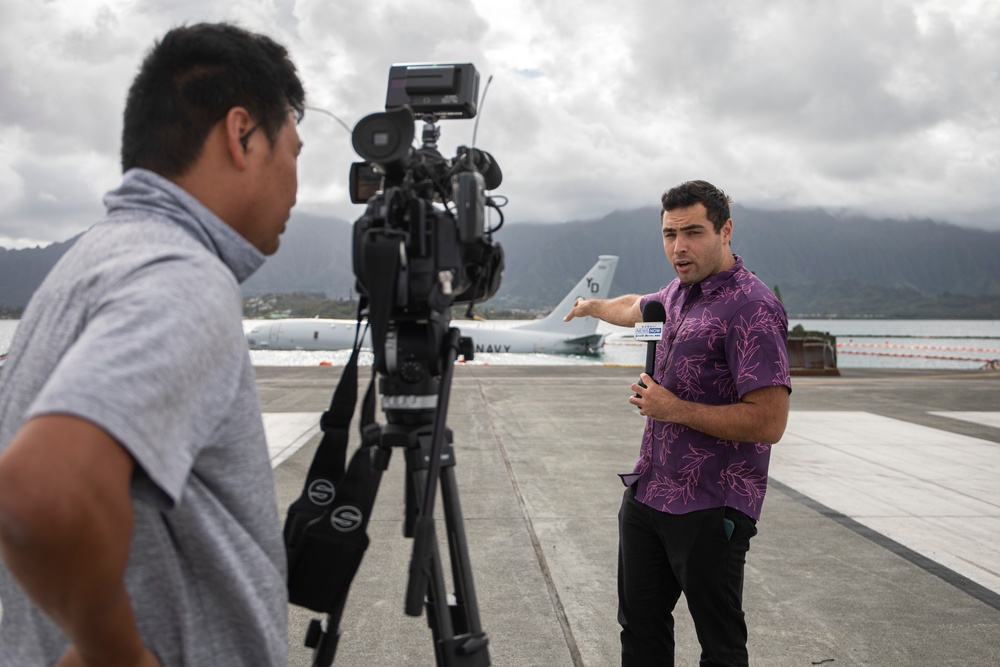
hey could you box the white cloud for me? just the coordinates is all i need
[0,0,998,249]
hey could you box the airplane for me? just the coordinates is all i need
[245,255,619,355]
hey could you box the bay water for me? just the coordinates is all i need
[2,319,998,370]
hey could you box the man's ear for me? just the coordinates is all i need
[223,107,254,169]
[721,218,733,245]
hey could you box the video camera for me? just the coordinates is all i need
[285,64,501,665]
[349,63,505,391]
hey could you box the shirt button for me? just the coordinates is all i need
[644,455,651,462]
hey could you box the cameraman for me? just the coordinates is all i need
[565,180,791,666]
[0,23,305,666]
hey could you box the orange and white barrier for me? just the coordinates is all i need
[837,340,1000,369]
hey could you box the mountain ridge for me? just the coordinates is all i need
[2,205,998,318]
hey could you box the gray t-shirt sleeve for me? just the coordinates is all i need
[27,255,246,508]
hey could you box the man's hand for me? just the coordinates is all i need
[563,297,591,323]
[629,374,790,444]
[563,294,642,327]
[629,373,681,420]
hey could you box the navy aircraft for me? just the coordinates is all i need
[245,255,619,355]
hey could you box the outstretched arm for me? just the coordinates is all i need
[563,293,643,328]
[0,415,162,667]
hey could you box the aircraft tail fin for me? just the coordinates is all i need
[516,255,619,336]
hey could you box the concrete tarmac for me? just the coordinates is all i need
[257,365,1000,667]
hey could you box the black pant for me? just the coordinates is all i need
[617,485,757,667]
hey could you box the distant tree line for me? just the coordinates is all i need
[243,288,999,321]
[243,292,545,321]
[244,293,360,319]
[7,288,996,321]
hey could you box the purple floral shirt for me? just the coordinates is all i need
[627,256,791,521]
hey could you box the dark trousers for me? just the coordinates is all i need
[617,485,757,667]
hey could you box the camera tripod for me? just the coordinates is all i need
[302,327,490,667]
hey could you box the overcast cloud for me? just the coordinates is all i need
[1,0,998,248]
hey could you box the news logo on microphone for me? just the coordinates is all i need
[634,323,664,341]
[634,301,666,397]
[635,300,666,343]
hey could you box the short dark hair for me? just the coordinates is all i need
[661,180,733,232]
[121,23,306,176]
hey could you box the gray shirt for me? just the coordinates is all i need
[0,169,288,666]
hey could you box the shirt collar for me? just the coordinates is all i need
[104,168,265,284]
[680,255,744,296]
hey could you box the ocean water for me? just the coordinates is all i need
[2,319,998,370]
[786,318,1000,370]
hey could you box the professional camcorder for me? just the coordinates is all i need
[349,63,505,391]
[285,64,502,666]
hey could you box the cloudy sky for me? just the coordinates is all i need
[1,0,998,249]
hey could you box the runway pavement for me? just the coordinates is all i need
[256,365,1000,666]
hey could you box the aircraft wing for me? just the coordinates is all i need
[562,333,607,354]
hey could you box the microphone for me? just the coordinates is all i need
[634,300,666,397]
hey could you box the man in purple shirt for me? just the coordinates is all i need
[565,180,791,666]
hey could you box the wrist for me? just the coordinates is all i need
[68,588,148,667]
[59,643,160,667]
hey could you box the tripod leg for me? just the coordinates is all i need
[405,328,462,619]
[306,617,340,667]
[390,328,491,665]
[404,455,460,664]
[401,431,490,665]
[439,463,485,638]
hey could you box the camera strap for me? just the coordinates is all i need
[282,299,381,613]
[283,236,404,614]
